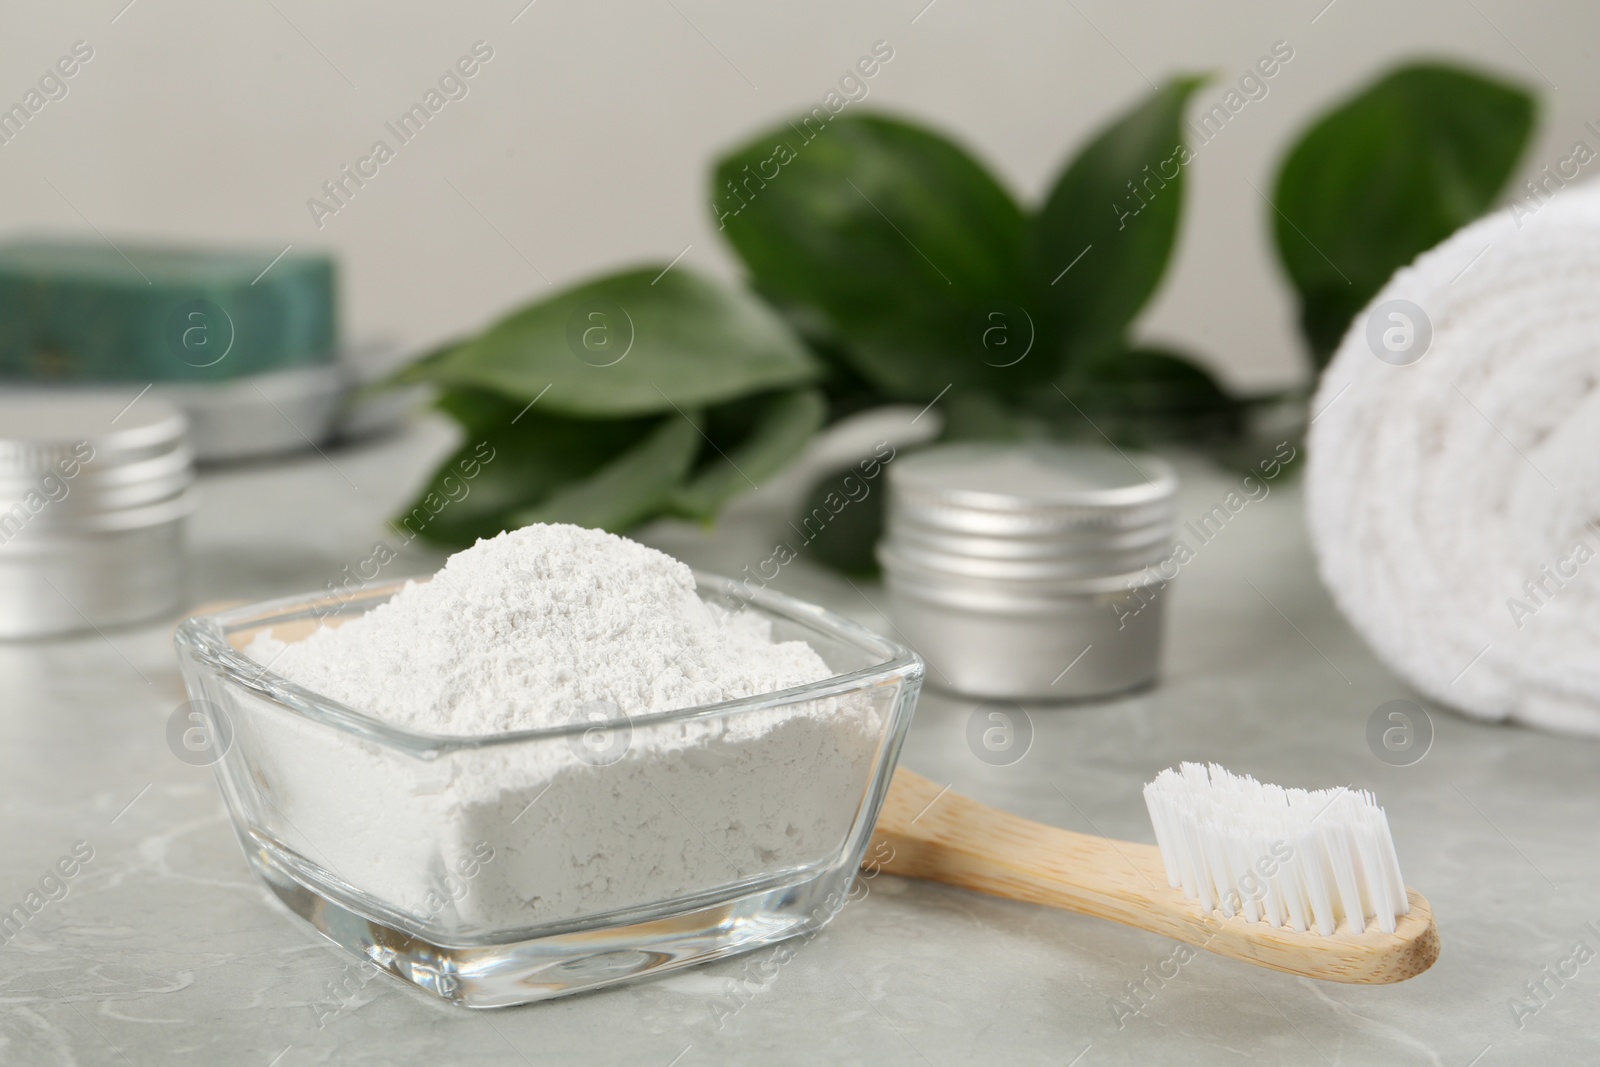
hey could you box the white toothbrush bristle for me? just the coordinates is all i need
[1143,763,1409,936]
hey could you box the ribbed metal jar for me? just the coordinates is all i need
[0,395,196,638]
[878,442,1177,701]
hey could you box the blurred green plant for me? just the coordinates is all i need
[394,60,1537,552]
[396,267,826,541]
[1271,62,1536,367]
[713,77,1242,443]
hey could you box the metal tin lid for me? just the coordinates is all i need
[887,514,1174,561]
[0,395,193,530]
[885,534,1170,582]
[882,442,1178,587]
[0,395,187,475]
[888,442,1177,536]
[878,543,1167,611]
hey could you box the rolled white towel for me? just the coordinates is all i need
[1307,178,1600,737]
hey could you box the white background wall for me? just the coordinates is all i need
[1,0,1595,391]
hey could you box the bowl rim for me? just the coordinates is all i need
[174,569,924,758]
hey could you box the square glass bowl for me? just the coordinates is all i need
[173,573,922,1007]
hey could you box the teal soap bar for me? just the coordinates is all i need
[0,240,337,383]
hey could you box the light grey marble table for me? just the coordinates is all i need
[2,415,1595,1066]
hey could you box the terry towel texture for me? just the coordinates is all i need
[1308,179,1600,738]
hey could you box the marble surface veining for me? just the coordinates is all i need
[1,415,1595,1066]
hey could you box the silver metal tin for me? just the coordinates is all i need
[886,535,1170,583]
[148,363,345,462]
[879,442,1177,701]
[890,443,1176,533]
[0,365,338,464]
[0,395,195,638]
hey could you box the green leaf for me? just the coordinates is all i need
[1030,76,1207,371]
[406,266,818,415]
[434,387,524,434]
[395,411,666,547]
[792,464,889,576]
[1055,346,1242,444]
[938,390,1039,442]
[1272,62,1535,366]
[714,114,1033,400]
[513,414,702,531]
[668,387,827,521]
[392,338,464,384]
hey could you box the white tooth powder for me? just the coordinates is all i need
[242,525,884,931]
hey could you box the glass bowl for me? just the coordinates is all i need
[173,572,922,1008]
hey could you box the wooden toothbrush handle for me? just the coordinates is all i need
[866,768,1439,985]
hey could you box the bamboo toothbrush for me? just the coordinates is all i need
[868,763,1439,984]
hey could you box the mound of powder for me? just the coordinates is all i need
[248,524,832,734]
[237,524,888,932]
